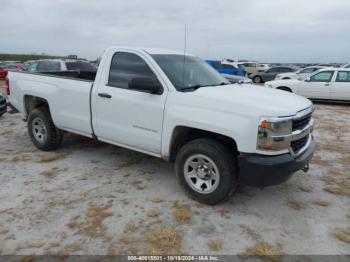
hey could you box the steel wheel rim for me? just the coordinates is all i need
[184,154,220,194]
[32,117,47,143]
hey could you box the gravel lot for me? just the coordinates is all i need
[0,82,349,256]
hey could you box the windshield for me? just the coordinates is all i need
[151,54,229,91]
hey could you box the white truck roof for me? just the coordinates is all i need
[105,46,194,56]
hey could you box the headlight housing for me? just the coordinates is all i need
[257,117,292,151]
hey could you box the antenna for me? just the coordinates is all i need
[182,24,187,88]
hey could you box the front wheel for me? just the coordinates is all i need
[175,138,238,205]
[28,107,63,151]
[253,76,262,83]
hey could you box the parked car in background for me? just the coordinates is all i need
[0,93,7,117]
[343,64,350,69]
[7,46,315,204]
[222,60,260,76]
[275,66,327,81]
[221,74,252,84]
[27,59,97,73]
[206,60,246,76]
[250,66,296,83]
[0,63,25,79]
[23,60,37,70]
[317,63,340,68]
[258,63,271,72]
[265,68,350,101]
[0,64,7,79]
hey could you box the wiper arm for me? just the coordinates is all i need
[180,82,230,92]
[180,85,203,92]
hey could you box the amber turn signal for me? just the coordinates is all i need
[260,120,270,129]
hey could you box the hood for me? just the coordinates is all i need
[187,84,312,117]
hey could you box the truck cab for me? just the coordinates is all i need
[7,46,315,204]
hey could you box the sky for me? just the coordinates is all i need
[0,0,349,63]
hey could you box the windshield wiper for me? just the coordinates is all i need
[181,82,230,92]
[180,85,204,92]
[180,82,230,92]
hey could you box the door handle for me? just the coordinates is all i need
[324,83,330,86]
[98,93,112,99]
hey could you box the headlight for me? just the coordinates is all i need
[257,117,292,151]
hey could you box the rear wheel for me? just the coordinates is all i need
[277,86,292,93]
[175,138,238,205]
[28,107,63,151]
[253,76,262,83]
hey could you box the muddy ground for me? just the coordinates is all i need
[0,83,349,256]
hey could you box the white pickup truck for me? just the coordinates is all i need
[7,47,315,204]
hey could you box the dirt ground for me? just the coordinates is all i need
[0,83,349,256]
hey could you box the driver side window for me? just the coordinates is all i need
[310,71,334,82]
[108,52,158,89]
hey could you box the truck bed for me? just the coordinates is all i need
[8,71,94,137]
[18,70,97,82]
[40,70,97,81]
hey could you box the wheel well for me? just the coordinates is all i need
[282,77,291,80]
[277,86,292,92]
[169,126,238,162]
[24,95,49,116]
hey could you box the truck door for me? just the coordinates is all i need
[93,51,167,155]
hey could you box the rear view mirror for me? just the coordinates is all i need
[129,77,163,95]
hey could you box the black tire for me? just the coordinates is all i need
[253,76,262,83]
[277,86,292,92]
[27,107,63,151]
[175,138,238,205]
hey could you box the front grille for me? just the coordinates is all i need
[292,113,312,131]
[291,135,308,154]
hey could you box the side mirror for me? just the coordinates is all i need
[305,77,311,82]
[128,77,162,95]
